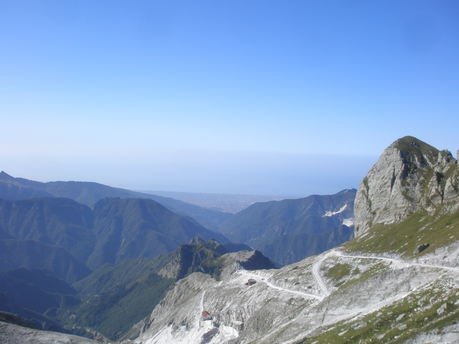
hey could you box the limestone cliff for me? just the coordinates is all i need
[354,136,459,237]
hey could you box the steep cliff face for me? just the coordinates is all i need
[354,136,459,237]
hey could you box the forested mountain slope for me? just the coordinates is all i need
[219,189,356,265]
[0,172,233,231]
[0,197,229,272]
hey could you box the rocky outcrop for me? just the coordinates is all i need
[354,136,459,237]
[218,249,277,279]
[0,311,35,329]
[157,238,273,280]
[0,322,100,344]
[413,243,430,255]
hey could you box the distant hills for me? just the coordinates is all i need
[4,136,459,344]
[87,197,229,269]
[141,190,288,213]
[0,171,233,231]
[0,172,276,341]
[0,170,362,342]
[0,197,230,274]
[219,189,356,265]
[0,239,92,284]
[0,171,359,268]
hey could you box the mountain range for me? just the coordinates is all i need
[0,166,359,342]
[0,170,360,268]
[4,136,457,343]
[130,136,459,344]
[0,196,229,274]
[0,171,233,231]
[219,189,356,265]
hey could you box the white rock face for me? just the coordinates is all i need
[0,322,100,344]
[354,136,459,237]
[131,245,459,344]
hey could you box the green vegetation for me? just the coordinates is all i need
[401,190,414,201]
[338,262,390,291]
[219,189,356,266]
[0,239,92,284]
[393,136,439,163]
[0,197,229,273]
[302,279,459,343]
[73,273,174,341]
[324,263,351,283]
[0,191,241,342]
[345,207,459,258]
[260,225,354,267]
[175,241,227,280]
[73,255,172,299]
[0,171,233,232]
[0,268,80,333]
[321,258,389,291]
[68,237,257,340]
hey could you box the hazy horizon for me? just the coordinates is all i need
[1,1,458,196]
[2,151,377,197]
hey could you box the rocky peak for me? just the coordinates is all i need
[158,236,275,281]
[354,136,459,237]
[188,237,206,245]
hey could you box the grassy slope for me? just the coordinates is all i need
[393,136,439,161]
[297,204,459,343]
[303,278,459,343]
[345,206,459,258]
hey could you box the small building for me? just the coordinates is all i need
[202,311,212,321]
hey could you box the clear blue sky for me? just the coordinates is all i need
[1,0,458,196]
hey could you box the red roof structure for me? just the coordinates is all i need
[202,311,212,320]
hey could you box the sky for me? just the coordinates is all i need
[1,0,458,196]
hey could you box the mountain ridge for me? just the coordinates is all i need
[218,188,356,265]
[0,172,233,231]
[0,197,230,273]
[131,136,459,344]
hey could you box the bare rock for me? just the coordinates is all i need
[354,136,459,237]
[414,243,430,255]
